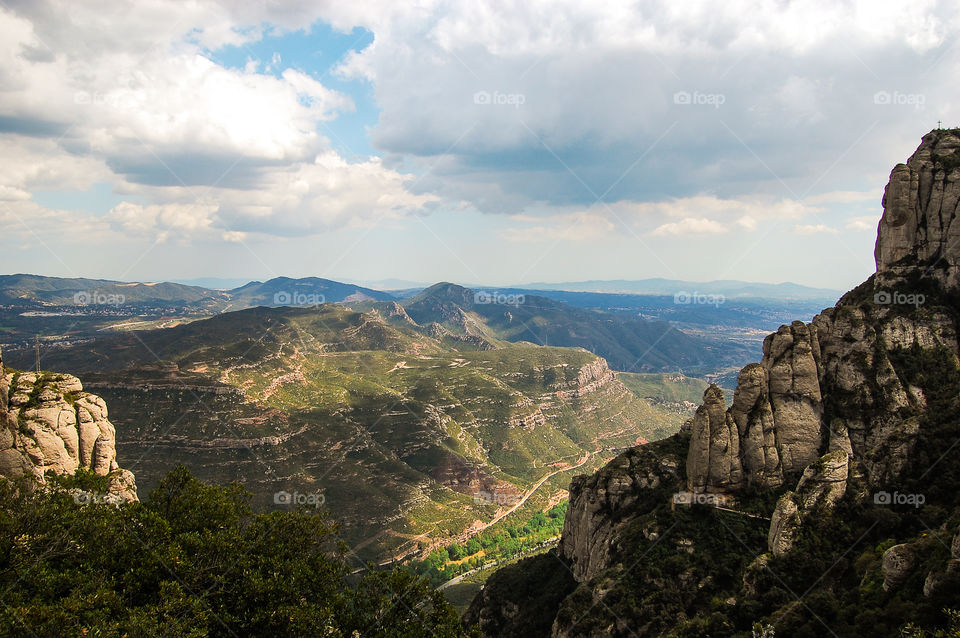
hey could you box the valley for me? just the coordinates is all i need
[5,299,702,563]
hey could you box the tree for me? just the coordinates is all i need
[0,467,476,637]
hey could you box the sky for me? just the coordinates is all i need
[0,0,957,291]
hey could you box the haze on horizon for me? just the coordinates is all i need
[0,1,957,291]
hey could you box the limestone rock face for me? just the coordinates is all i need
[882,543,917,592]
[768,449,849,555]
[875,130,960,288]
[559,444,682,582]
[686,385,740,492]
[687,305,957,499]
[0,346,137,501]
[683,131,960,502]
[688,320,829,494]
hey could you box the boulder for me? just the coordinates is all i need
[882,543,917,592]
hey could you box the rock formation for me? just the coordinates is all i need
[686,130,960,501]
[558,444,682,581]
[874,129,960,289]
[0,346,137,501]
[469,130,960,636]
[767,448,848,555]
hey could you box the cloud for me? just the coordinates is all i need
[105,202,221,242]
[0,0,955,267]
[499,211,616,242]
[804,190,878,204]
[793,223,840,235]
[846,215,878,231]
[327,0,960,211]
[651,217,728,236]
[0,1,439,242]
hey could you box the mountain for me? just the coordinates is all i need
[0,274,393,310]
[0,273,227,308]
[170,276,253,289]
[398,283,753,374]
[522,278,843,300]
[467,129,960,637]
[13,302,676,561]
[225,276,395,308]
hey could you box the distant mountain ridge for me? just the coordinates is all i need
[2,275,755,375]
[0,274,394,308]
[522,278,843,300]
[0,274,225,307]
[392,282,753,374]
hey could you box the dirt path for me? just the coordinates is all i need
[482,452,592,530]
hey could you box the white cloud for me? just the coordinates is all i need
[106,201,220,240]
[0,1,438,243]
[651,217,728,236]
[794,223,840,235]
[804,190,877,204]
[325,0,960,211]
[846,215,878,230]
[500,211,616,242]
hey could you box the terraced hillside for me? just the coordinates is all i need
[21,304,674,562]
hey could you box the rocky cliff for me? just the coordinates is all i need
[0,346,137,500]
[467,129,960,637]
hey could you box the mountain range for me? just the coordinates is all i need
[8,298,686,561]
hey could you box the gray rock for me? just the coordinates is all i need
[882,543,917,591]
[768,449,849,555]
[875,130,960,288]
[686,385,740,492]
[559,446,682,582]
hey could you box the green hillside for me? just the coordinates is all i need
[26,304,676,562]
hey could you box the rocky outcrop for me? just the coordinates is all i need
[0,346,137,501]
[468,129,960,637]
[559,443,683,582]
[684,131,960,500]
[687,320,828,494]
[767,449,848,555]
[875,129,960,288]
[686,385,740,492]
[553,359,616,399]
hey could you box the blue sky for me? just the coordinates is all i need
[0,1,956,290]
